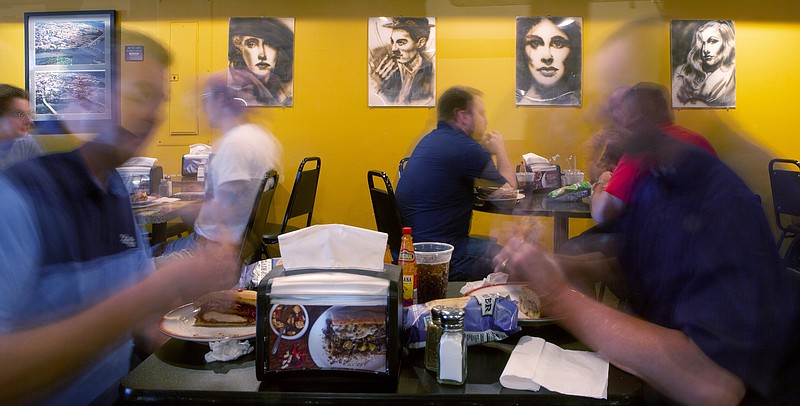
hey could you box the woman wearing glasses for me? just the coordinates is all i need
[0,84,42,169]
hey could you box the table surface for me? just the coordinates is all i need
[120,282,641,405]
[473,189,591,218]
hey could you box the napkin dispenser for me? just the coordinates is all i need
[255,265,402,392]
[517,163,563,192]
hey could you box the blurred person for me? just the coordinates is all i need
[515,16,582,106]
[228,17,294,107]
[673,20,736,108]
[496,129,800,404]
[395,86,516,281]
[591,82,717,225]
[369,17,434,105]
[0,31,240,405]
[152,73,283,256]
[0,84,42,170]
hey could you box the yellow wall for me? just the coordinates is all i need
[1,0,799,249]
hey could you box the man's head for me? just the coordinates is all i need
[0,84,32,141]
[438,86,487,139]
[384,17,431,64]
[228,18,294,83]
[202,73,247,128]
[618,82,673,131]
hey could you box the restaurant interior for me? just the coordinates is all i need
[1,0,797,249]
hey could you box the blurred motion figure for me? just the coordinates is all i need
[0,84,42,170]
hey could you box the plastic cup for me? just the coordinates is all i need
[413,242,454,304]
[563,169,585,185]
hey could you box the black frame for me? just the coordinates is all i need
[24,10,117,134]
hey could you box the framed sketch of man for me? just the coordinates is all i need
[515,16,582,107]
[228,17,294,107]
[368,17,436,107]
[671,20,736,109]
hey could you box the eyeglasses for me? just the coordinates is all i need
[7,111,33,120]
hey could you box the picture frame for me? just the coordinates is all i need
[24,10,117,134]
[368,17,436,107]
[670,20,736,109]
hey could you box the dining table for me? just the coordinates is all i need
[473,188,592,253]
[119,282,642,405]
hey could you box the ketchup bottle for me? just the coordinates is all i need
[398,227,417,307]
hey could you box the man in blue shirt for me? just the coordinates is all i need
[396,86,516,281]
[0,31,240,405]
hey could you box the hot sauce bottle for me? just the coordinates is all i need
[399,227,417,307]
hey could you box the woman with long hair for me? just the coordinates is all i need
[673,20,735,108]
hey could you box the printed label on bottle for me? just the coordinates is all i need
[402,274,417,307]
[398,250,415,263]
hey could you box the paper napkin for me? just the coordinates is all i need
[500,336,609,399]
[278,224,388,271]
[459,272,509,295]
[204,339,254,363]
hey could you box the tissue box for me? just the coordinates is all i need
[518,164,563,192]
[255,265,402,392]
[181,154,209,177]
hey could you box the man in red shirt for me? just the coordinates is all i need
[591,82,717,224]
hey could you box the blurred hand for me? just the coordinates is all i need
[493,225,570,300]
[481,131,507,155]
[158,241,241,302]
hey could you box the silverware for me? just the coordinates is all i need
[272,325,286,354]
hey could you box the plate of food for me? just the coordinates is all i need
[475,186,523,201]
[269,304,309,339]
[131,195,159,209]
[465,283,555,326]
[308,306,387,372]
[159,290,257,342]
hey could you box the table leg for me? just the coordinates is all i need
[151,222,167,246]
[553,214,569,253]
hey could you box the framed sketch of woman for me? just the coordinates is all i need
[515,16,582,107]
[227,17,294,107]
[671,20,735,109]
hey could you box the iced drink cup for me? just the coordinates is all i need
[413,242,454,304]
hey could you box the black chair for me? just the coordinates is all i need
[398,157,410,181]
[769,159,800,266]
[240,170,279,265]
[262,157,322,256]
[368,170,404,262]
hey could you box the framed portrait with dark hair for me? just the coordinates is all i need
[227,17,295,107]
[24,10,116,134]
[515,16,582,107]
[670,20,736,109]
[368,17,436,107]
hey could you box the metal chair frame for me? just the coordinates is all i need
[240,170,279,265]
[262,157,321,255]
[368,170,404,262]
[769,158,800,262]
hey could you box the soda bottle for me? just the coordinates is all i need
[384,243,393,264]
[398,227,417,307]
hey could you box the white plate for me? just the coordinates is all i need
[308,306,386,372]
[159,303,256,342]
[480,193,525,202]
[465,283,556,326]
[269,304,309,340]
[131,196,159,209]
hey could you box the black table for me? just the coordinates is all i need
[473,190,591,252]
[120,324,640,405]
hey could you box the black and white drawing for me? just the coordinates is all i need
[671,20,736,109]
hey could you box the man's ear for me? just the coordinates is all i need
[416,38,427,49]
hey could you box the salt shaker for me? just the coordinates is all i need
[425,305,444,372]
[437,307,466,385]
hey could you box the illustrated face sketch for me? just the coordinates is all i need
[525,19,571,88]
[234,35,278,79]
[390,28,425,64]
[700,25,723,68]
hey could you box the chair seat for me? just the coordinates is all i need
[786,223,800,234]
[262,223,302,245]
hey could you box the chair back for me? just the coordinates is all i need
[280,156,321,233]
[769,159,800,249]
[368,170,403,261]
[398,157,410,181]
[240,170,279,265]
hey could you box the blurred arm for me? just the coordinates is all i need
[482,131,517,188]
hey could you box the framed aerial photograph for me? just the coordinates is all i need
[24,10,116,134]
[670,20,736,109]
[368,17,436,107]
[515,16,582,107]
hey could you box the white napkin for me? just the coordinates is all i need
[459,272,509,295]
[522,153,550,165]
[204,339,254,363]
[189,143,212,155]
[122,156,157,167]
[500,336,609,399]
[278,224,388,271]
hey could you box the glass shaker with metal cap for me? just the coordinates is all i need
[437,307,467,385]
[425,305,444,372]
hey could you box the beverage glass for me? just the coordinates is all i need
[413,242,454,304]
[563,169,585,185]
